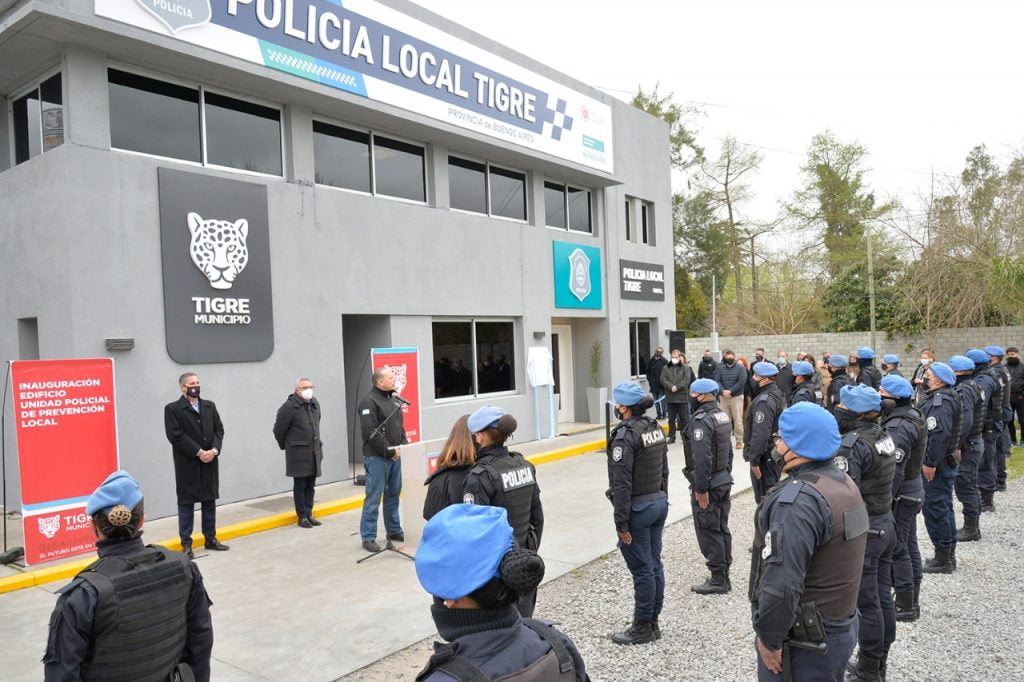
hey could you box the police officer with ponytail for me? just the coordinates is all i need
[464,406,543,618]
[606,381,669,645]
[44,471,213,681]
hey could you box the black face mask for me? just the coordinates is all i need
[880,398,895,415]
[724,357,735,366]
[690,397,703,413]
[770,446,789,467]
[186,386,201,398]
[750,376,762,389]
[1008,357,1020,366]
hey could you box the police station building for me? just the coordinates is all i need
[0,0,674,518]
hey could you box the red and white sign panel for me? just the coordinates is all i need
[10,358,119,565]
[371,347,421,444]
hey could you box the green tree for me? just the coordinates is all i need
[675,264,709,334]
[821,252,901,332]
[630,85,703,170]
[673,190,730,298]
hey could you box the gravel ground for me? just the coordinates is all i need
[340,476,1024,681]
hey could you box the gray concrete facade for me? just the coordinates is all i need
[0,0,674,519]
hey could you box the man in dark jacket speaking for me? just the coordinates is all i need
[358,367,408,552]
[274,377,323,528]
[164,372,229,559]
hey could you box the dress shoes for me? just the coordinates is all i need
[204,540,230,551]
[182,546,194,560]
[298,517,314,528]
[362,539,382,553]
[308,516,322,526]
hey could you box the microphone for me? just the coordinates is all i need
[392,394,411,405]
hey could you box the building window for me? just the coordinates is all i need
[11,72,63,165]
[312,121,371,192]
[107,68,282,175]
[629,319,652,377]
[432,320,515,399]
[448,156,527,220]
[640,201,653,245]
[374,135,425,202]
[624,200,631,241]
[545,181,592,233]
[625,196,655,245]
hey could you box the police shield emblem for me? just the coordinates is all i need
[135,0,212,34]
[693,428,704,441]
[834,455,849,473]
[568,248,591,302]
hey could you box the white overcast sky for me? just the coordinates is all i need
[413,0,1023,234]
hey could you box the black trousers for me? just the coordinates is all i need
[293,475,316,519]
[178,499,216,546]
[690,485,732,573]
[1010,397,1024,444]
[666,402,688,439]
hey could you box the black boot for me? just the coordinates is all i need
[879,652,888,682]
[956,515,981,542]
[950,543,957,570]
[922,546,954,574]
[894,590,917,622]
[980,490,996,512]
[612,621,656,645]
[651,620,661,640]
[912,586,921,620]
[845,651,883,681]
[691,572,731,595]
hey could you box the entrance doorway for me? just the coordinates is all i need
[551,324,574,422]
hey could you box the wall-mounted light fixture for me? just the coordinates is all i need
[105,338,135,351]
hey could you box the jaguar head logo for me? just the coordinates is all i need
[37,513,61,539]
[187,212,249,290]
[386,364,408,395]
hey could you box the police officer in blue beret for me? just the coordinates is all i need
[949,356,986,543]
[826,354,853,413]
[878,375,927,623]
[881,354,903,378]
[464,406,543,618]
[855,348,882,390]
[683,379,734,595]
[919,362,962,574]
[43,471,213,682]
[984,345,1013,493]
[967,348,1000,512]
[744,362,787,502]
[414,504,589,681]
[789,361,823,407]
[605,381,668,645]
[750,403,868,682]
[834,385,898,681]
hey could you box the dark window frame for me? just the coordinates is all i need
[9,69,63,166]
[629,319,653,378]
[432,318,517,401]
[544,180,593,234]
[448,154,528,221]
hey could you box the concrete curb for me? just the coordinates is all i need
[0,437,608,594]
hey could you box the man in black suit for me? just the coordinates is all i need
[164,372,229,558]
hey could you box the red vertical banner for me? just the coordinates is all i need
[371,347,421,444]
[10,358,119,565]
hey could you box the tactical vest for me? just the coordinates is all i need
[956,379,985,437]
[828,372,851,410]
[858,365,882,389]
[984,365,1006,422]
[751,469,867,620]
[416,619,577,682]
[683,406,732,474]
[1000,364,1013,414]
[473,451,538,547]
[790,383,822,407]
[883,405,927,484]
[611,417,666,497]
[927,387,963,466]
[77,546,193,681]
[837,423,897,516]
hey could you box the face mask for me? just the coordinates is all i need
[186,386,201,398]
[690,397,703,413]
[881,398,895,415]
[1008,357,1020,366]
[777,358,787,366]
[920,358,931,366]
[751,376,762,388]
[756,354,764,361]
[704,356,712,362]
[671,358,680,365]
[655,352,662,357]
[300,388,314,401]
[724,357,735,366]
[615,407,627,421]
[770,446,787,467]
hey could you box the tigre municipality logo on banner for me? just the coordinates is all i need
[135,0,212,34]
[387,364,408,394]
[568,248,592,302]
[187,212,250,290]
[37,513,61,539]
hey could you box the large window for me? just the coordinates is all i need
[625,196,655,245]
[11,72,63,165]
[313,120,425,202]
[107,68,282,175]
[448,155,527,220]
[629,320,652,377]
[433,320,516,399]
[545,181,592,233]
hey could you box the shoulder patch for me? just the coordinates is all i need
[755,411,765,424]
[927,416,938,431]
[693,428,704,441]
[894,448,905,463]
[834,455,849,472]
[611,446,623,462]
[876,435,896,456]
[761,530,773,559]
[463,493,475,504]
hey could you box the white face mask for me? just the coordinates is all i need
[777,358,787,366]
[671,358,680,365]
[300,388,314,401]
[920,358,931,366]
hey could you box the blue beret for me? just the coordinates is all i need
[791,361,814,376]
[948,355,975,372]
[828,354,849,368]
[613,381,646,406]
[468,405,507,433]
[690,378,720,394]
[965,348,989,365]
[880,375,913,399]
[883,354,899,364]
[415,504,513,600]
[985,345,1005,357]
[857,347,876,359]
[752,361,778,377]
[929,361,956,386]
[840,384,882,413]
[86,470,143,516]
[779,403,840,460]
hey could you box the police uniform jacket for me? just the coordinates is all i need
[834,409,897,517]
[881,400,927,499]
[857,364,882,390]
[164,396,225,505]
[749,460,868,650]
[789,381,823,407]
[607,415,669,532]
[954,378,984,446]
[359,387,408,458]
[973,370,998,431]
[43,535,213,682]
[423,464,472,521]
[921,386,963,470]
[273,393,323,478]
[826,371,852,412]
[743,382,785,466]
[683,402,733,492]
[775,364,795,395]
[464,446,543,549]
[885,367,905,378]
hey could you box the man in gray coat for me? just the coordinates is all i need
[661,349,694,443]
[274,377,323,528]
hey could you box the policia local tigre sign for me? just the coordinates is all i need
[158,167,275,363]
[619,259,665,301]
[95,0,614,173]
